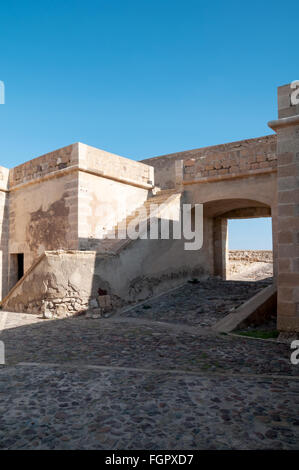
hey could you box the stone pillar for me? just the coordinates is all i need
[213,217,228,279]
[268,83,299,332]
[271,201,278,280]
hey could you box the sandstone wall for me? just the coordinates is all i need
[76,144,155,250]
[9,144,79,188]
[269,83,299,332]
[78,171,149,250]
[2,142,156,298]
[142,135,277,189]
[8,171,78,283]
[2,211,212,315]
[79,143,154,189]
[0,166,9,298]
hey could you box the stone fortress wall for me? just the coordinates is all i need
[0,83,299,332]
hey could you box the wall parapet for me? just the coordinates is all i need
[9,144,79,189]
[79,143,154,189]
[0,166,9,192]
[142,135,277,188]
[7,142,155,191]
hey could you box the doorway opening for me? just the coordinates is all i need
[17,253,24,280]
[9,253,24,290]
[227,218,273,281]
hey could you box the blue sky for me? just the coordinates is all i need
[229,219,272,250]
[0,0,296,249]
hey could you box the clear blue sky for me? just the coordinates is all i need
[229,219,272,250]
[0,0,296,249]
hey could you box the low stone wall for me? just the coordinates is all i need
[143,135,277,188]
[9,144,78,188]
[1,251,124,318]
[79,143,154,189]
[229,250,273,263]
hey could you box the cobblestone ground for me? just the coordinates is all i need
[120,278,272,327]
[0,278,298,450]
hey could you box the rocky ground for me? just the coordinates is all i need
[0,266,298,450]
[228,260,273,282]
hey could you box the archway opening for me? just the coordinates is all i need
[202,198,273,282]
[227,217,273,281]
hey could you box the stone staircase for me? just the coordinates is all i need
[98,188,182,254]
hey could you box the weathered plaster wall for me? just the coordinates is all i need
[2,193,212,314]
[2,252,93,315]
[78,171,149,250]
[8,172,78,284]
[3,210,212,315]
[1,142,157,299]
[92,225,211,302]
[77,143,155,250]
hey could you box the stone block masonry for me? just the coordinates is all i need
[269,83,299,332]
[143,135,277,189]
[9,144,79,189]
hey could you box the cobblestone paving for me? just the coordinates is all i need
[1,316,298,376]
[0,277,298,450]
[0,365,298,450]
[120,278,272,327]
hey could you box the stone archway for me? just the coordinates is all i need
[203,198,272,280]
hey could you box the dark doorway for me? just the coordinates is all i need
[9,253,25,291]
[17,253,24,280]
